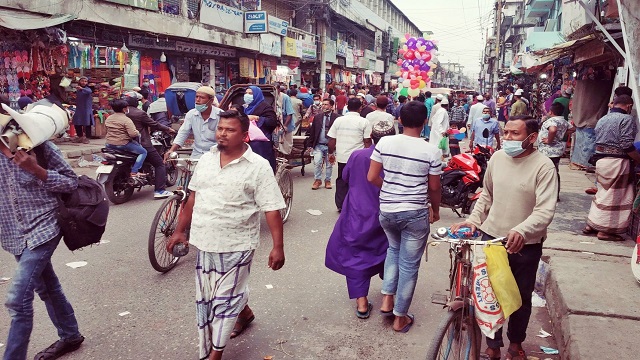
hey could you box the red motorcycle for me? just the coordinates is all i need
[440,145,494,217]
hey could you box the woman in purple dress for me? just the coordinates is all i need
[325,120,396,319]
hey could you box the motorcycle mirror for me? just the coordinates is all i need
[482,128,490,138]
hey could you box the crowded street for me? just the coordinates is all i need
[2,1,640,360]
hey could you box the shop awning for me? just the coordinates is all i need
[520,34,596,71]
[0,8,76,30]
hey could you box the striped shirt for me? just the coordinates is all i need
[371,134,443,213]
[327,112,372,163]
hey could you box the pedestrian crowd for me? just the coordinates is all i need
[1,77,636,360]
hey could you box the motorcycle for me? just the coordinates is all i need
[440,144,493,217]
[96,131,178,204]
[633,236,640,283]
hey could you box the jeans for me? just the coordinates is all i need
[106,142,147,173]
[335,163,348,210]
[313,144,333,181]
[379,208,430,316]
[481,233,543,348]
[144,146,166,192]
[4,234,81,360]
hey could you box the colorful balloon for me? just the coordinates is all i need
[404,50,415,60]
[403,79,411,88]
[399,88,409,96]
[406,38,417,50]
[408,88,420,97]
[424,40,435,51]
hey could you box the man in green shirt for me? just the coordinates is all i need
[510,89,528,117]
[552,88,572,120]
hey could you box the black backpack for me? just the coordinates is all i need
[34,145,110,250]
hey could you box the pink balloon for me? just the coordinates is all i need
[422,52,432,62]
[404,50,415,60]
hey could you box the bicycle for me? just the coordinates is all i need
[148,151,197,273]
[425,227,506,360]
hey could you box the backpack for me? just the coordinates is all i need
[34,145,110,251]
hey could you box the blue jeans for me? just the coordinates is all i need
[106,142,147,173]
[4,234,81,360]
[313,144,333,181]
[379,209,430,316]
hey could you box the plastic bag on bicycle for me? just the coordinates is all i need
[471,252,505,339]
[484,245,522,318]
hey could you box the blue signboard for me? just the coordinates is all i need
[244,11,268,34]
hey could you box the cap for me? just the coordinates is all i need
[371,120,396,138]
[300,87,309,93]
[356,93,366,99]
[132,86,142,92]
[476,95,484,101]
[436,94,444,100]
[514,89,524,96]
[196,86,216,97]
[441,98,449,105]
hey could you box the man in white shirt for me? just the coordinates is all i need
[428,94,444,129]
[366,95,396,132]
[328,97,373,211]
[429,98,450,154]
[467,95,487,131]
[165,86,222,160]
[167,109,285,360]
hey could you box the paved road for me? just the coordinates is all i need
[0,157,559,359]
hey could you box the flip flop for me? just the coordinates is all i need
[597,233,625,242]
[380,309,394,317]
[582,226,597,235]
[505,348,526,360]
[230,314,255,339]
[395,314,415,333]
[356,302,372,319]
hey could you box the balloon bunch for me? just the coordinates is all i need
[396,34,439,97]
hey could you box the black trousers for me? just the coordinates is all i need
[335,162,348,210]
[74,125,91,137]
[144,146,166,192]
[482,233,543,348]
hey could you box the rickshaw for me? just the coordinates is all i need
[147,84,298,273]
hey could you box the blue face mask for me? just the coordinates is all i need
[244,94,254,105]
[482,114,491,120]
[503,134,532,157]
[195,103,209,113]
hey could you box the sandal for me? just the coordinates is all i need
[480,347,501,360]
[229,314,255,339]
[356,302,372,319]
[597,232,625,241]
[394,314,415,333]
[505,348,526,360]
[582,226,597,235]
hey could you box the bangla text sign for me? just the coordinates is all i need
[245,11,268,34]
[200,0,244,33]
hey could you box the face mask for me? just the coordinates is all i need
[195,103,209,113]
[503,134,532,157]
[244,94,254,104]
[482,114,491,121]
[314,100,321,106]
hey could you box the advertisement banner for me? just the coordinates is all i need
[325,40,337,63]
[268,15,289,36]
[129,34,176,50]
[336,39,347,57]
[300,39,317,60]
[346,47,355,68]
[364,49,376,61]
[175,41,236,57]
[244,11,268,34]
[259,33,282,57]
[200,0,244,33]
[282,37,300,58]
[375,30,383,57]
[375,59,385,73]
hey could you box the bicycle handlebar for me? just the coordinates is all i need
[428,234,507,245]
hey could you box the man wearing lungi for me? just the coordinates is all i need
[167,109,286,360]
[584,95,640,241]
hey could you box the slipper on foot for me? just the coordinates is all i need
[356,302,372,319]
[230,314,255,339]
[394,314,415,333]
[380,309,394,317]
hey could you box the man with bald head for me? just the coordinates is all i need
[165,86,222,161]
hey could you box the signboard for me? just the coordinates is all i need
[336,39,347,57]
[325,40,337,63]
[365,49,376,61]
[300,39,317,60]
[259,33,282,57]
[282,37,300,58]
[245,11,268,33]
[346,47,355,68]
[175,41,237,58]
[374,30,383,57]
[129,34,176,50]
[268,15,289,36]
[200,0,244,33]
[375,59,384,73]
[101,0,158,11]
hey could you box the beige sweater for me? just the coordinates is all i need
[467,150,558,244]
[105,113,140,146]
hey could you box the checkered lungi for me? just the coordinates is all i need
[196,250,254,359]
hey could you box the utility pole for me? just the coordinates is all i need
[493,1,502,95]
[318,1,328,92]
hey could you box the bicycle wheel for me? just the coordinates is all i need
[277,168,293,223]
[425,308,480,360]
[148,194,182,273]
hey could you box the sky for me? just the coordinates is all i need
[390,0,496,78]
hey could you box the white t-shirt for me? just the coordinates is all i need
[366,110,395,129]
[371,134,443,213]
[327,112,372,163]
